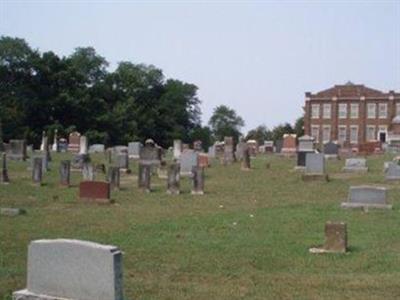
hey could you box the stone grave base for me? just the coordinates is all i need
[385,176,400,181]
[191,190,204,195]
[167,190,180,195]
[301,174,329,182]
[340,202,392,210]
[342,167,368,173]
[294,166,306,172]
[13,289,61,300]
[309,246,346,254]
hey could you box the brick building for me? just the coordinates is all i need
[304,82,400,147]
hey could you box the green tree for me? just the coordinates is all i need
[246,125,273,145]
[271,123,294,141]
[294,116,304,137]
[208,105,245,142]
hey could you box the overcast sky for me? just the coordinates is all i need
[1,1,399,131]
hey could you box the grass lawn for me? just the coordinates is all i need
[1,152,400,299]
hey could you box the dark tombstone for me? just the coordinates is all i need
[167,163,180,195]
[59,160,70,187]
[191,166,204,195]
[82,163,95,181]
[79,181,111,203]
[223,136,235,165]
[323,142,339,159]
[138,163,151,192]
[241,147,251,171]
[309,221,347,254]
[275,139,283,153]
[8,139,27,161]
[107,167,120,190]
[32,157,42,185]
[1,153,10,184]
[297,151,307,167]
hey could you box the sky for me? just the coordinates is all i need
[1,0,399,132]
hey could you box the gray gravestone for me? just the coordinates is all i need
[59,161,70,186]
[138,163,151,192]
[79,135,88,155]
[275,139,283,153]
[139,145,160,166]
[32,157,42,185]
[31,154,49,173]
[191,166,204,195]
[305,153,325,174]
[208,145,216,158]
[341,186,391,209]
[72,154,91,170]
[13,239,124,300]
[1,153,10,184]
[167,163,180,195]
[107,167,120,190]
[82,163,95,181]
[223,136,235,165]
[173,140,182,159]
[8,139,27,161]
[323,142,339,155]
[180,150,198,176]
[88,144,105,153]
[116,153,129,172]
[235,140,246,161]
[241,146,251,170]
[128,142,141,159]
[298,135,315,152]
[385,162,400,180]
[342,158,368,173]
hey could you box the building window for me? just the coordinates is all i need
[396,103,400,116]
[311,126,319,142]
[323,104,331,119]
[338,103,347,119]
[322,126,331,142]
[350,126,358,144]
[378,103,387,119]
[367,103,376,119]
[311,104,320,119]
[350,103,359,119]
[338,126,347,143]
[366,126,376,141]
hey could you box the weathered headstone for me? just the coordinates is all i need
[107,167,120,190]
[82,163,95,181]
[275,139,283,153]
[128,142,142,159]
[235,139,246,161]
[8,139,27,161]
[264,140,274,153]
[1,153,10,184]
[79,181,110,203]
[32,157,42,185]
[67,131,81,153]
[281,134,297,155]
[51,129,58,152]
[157,160,168,179]
[385,162,400,180]
[193,140,202,152]
[208,145,216,158]
[59,160,70,186]
[302,153,328,181]
[116,153,130,173]
[167,163,180,195]
[180,150,198,176]
[71,153,91,170]
[88,144,105,153]
[198,153,209,168]
[241,146,251,171]
[138,163,151,192]
[296,151,307,167]
[139,144,161,167]
[31,154,49,173]
[173,139,182,159]
[13,239,123,300]
[223,136,235,165]
[191,166,204,195]
[79,135,88,155]
[298,135,315,152]
[342,158,368,173]
[39,131,46,152]
[309,221,347,254]
[323,142,339,159]
[341,186,392,209]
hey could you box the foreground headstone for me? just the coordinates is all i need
[191,166,204,195]
[79,181,110,203]
[341,186,392,210]
[309,222,347,254]
[32,157,42,185]
[59,160,71,186]
[302,153,328,181]
[180,150,198,176]
[107,167,120,190]
[385,162,400,180]
[128,142,141,159]
[167,163,180,195]
[342,158,368,173]
[295,151,307,170]
[1,153,10,184]
[13,239,123,300]
[138,163,151,192]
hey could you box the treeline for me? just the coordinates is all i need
[0,36,203,148]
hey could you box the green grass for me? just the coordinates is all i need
[1,152,400,299]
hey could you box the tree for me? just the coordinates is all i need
[246,125,273,144]
[294,116,304,137]
[208,105,245,142]
[271,123,294,141]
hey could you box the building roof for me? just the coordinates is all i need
[308,82,397,99]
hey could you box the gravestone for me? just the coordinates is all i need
[31,154,49,173]
[51,129,58,152]
[71,153,91,170]
[208,145,216,158]
[341,186,392,209]
[79,181,110,203]
[138,163,151,192]
[180,150,198,176]
[167,163,180,195]
[296,151,307,168]
[173,140,182,159]
[67,131,81,153]
[107,167,120,190]
[275,139,283,153]
[264,140,274,153]
[59,160,70,187]
[0,207,26,217]
[1,153,10,184]
[198,153,209,168]
[309,221,347,254]
[139,144,161,167]
[116,153,130,173]
[305,153,325,174]
[281,134,297,155]
[193,140,202,152]
[323,142,339,159]
[223,136,235,165]
[385,162,400,180]
[235,139,246,161]
[13,239,123,300]
[298,135,315,152]
[128,142,141,159]
[342,158,368,173]
[39,131,46,151]
[8,139,27,161]
[157,161,168,179]
[82,163,95,181]
[191,166,204,195]
[32,157,42,185]
[79,135,88,155]
[88,144,105,153]
[241,146,251,171]
[41,136,51,162]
